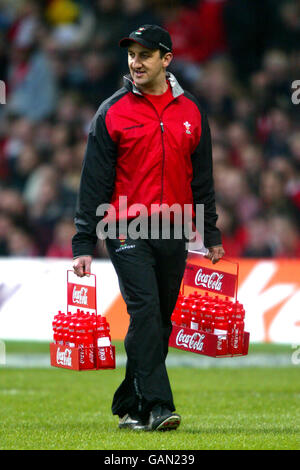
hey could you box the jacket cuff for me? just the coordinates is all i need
[72,233,97,258]
[204,230,222,248]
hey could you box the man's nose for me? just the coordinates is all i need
[132,56,142,68]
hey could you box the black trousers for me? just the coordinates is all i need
[105,225,187,419]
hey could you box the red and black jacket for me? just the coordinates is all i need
[72,73,221,257]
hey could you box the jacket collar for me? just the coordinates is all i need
[123,72,184,98]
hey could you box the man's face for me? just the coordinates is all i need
[128,42,172,91]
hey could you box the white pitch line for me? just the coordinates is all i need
[0,353,296,369]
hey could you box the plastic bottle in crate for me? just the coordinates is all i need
[212,304,229,355]
[74,314,83,341]
[96,317,111,346]
[199,302,207,331]
[223,296,232,309]
[171,297,184,326]
[179,297,191,327]
[96,316,115,369]
[52,311,58,343]
[95,315,110,339]
[229,302,245,354]
[62,314,72,345]
[75,316,92,365]
[86,315,95,364]
[200,301,213,332]
[68,318,76,347]
[189,291,201,301]
[171,293,184,325]
[53,311,65,345]
[52,316,57,341]
[190,299,201,330]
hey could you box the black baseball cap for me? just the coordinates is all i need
[119,25,172,53]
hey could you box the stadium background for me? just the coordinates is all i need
[0,0,299,344]
[0,0,300,452]
[0,0,300,261]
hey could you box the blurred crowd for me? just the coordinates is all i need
[0,0,299,259]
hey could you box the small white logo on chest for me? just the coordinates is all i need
[183,121,192,134]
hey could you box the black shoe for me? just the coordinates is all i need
[118,413,148,431]
[148,405,181,431]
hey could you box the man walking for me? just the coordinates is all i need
[72,25,224,431]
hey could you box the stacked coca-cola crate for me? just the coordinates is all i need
[50,271,115,370]
[169,252,250,357]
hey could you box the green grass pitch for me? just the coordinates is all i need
[0,341,299,450]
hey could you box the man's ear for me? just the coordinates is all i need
[163,52,173,68]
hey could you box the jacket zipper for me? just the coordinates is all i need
[141,97,174,205]
[159,120,165,205]
[158,101,175,205]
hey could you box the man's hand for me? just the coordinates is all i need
[73,255,92,277]
[204,245,225,264]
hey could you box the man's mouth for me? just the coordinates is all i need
[134,70,146,78]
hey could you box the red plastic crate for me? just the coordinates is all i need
[169,324,249,357]
[169,251,250,358]
[49,343,116,370]
[50,271,115,371]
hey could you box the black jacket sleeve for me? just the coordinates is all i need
[72,112,117,258]
[191,111,222,248]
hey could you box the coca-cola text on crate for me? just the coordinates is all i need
[169,252,249,358]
